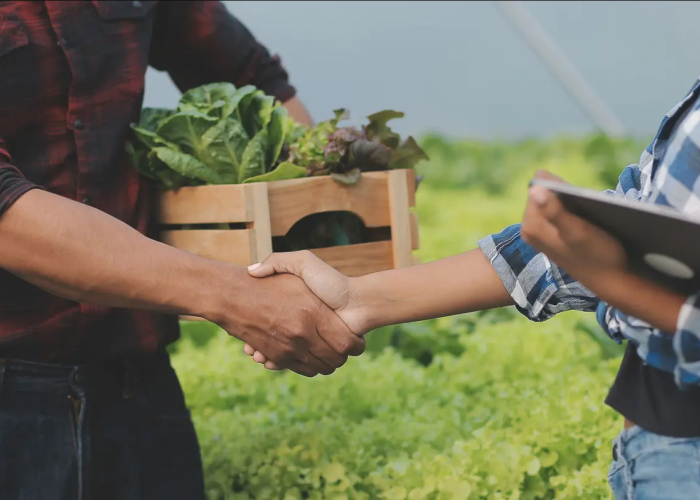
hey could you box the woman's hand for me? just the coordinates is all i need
[521,170,628,278]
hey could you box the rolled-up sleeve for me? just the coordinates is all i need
[478,224,600,322]
[478,159,651,324]
[0,141,42,218]
[149,1,296,102]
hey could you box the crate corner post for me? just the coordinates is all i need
[245,182,273,264]
[388,169,414,269]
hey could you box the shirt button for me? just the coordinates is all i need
[59,37,68,47]
[82,197,91,205]
[74,119,84,130]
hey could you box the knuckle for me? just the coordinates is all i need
[335,338,354,356]
[298,249,313,260]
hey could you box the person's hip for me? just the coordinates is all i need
[0,350,204,500]
[609,424,700,500]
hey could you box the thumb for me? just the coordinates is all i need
[247,251,307,278]
[249,251,351,311]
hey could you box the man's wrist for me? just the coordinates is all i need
[186,260,249,326]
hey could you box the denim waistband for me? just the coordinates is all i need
[0,351,169,398]
[613,425,700,462]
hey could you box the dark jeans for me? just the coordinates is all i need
[0,351,205,500]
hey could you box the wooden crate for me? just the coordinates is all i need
[158,169,420,277]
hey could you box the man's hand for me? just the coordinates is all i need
[212,267,365,377]
[521,170,627,278]
[242,251,366,370]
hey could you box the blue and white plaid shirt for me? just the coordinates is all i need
[478,77,700,390]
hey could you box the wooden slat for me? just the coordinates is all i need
[409,212,419,250]
[245,183,273,263]
[160,229,254,265]
[311,241,394,277]
[388,170,414,269]
[159,184,251,225]
[267,171,391,236]
[406,168,417,207]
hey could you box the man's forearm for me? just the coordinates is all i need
[351,249,513,331]
[0,189,242,321]
[283,96,314,127]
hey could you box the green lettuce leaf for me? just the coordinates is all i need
[348,140,392,171]
[389,137,430,170]
[178,83,236,116]
[265,106,288,171]
[139,108,175,131]
[331,167,362,185]
[239,130,269,183]
[155,110,218,162]
[239,92,275,139]
[126,140,158,180]
[150,147,224,185]
[243,162,306,183]
[365,110,403,149]
[200,117,250,184]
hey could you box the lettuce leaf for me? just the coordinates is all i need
[243,162,306,183]
[266,106,288,171]
[239,130,269,183]
[200,117,250,183]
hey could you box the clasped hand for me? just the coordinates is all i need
[243,251,367,371]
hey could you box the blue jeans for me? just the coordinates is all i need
[0,351,205,500]
[608,425,700,499]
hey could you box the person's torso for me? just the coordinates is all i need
[605,78,700,436]
[0,1,178,363]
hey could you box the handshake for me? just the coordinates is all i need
[223,251,370,378]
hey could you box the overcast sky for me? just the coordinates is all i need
[144,1,700,140]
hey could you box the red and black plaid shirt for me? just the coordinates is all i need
[0,1,295,363]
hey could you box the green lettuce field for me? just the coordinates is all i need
[170,134,648,499]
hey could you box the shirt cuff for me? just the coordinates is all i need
[478,224,599,322]
[0,164,43,217]
[673,293,700,389]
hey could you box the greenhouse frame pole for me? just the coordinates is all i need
[493,1,627,137]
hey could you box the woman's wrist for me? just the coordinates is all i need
[345,276,375,334]
[577,267,684,334]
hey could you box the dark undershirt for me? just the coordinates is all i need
[606,342,700,437]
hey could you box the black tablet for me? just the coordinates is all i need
[530,178,700,295]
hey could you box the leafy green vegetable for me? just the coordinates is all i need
[239,130,269,182]
[200,117,249,184]
[265,106,288,170]
[330,167,362,185]
[388,136,430,170]
[365,109,404,148]
[243,162,307,184]
[150,147,222,184]
[126,83,295,189]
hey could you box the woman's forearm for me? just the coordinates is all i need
[351,249,513,331]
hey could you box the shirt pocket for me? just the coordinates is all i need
[0,13,28,60]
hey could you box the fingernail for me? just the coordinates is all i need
[248,263,261,271]
[530,187,549,206]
